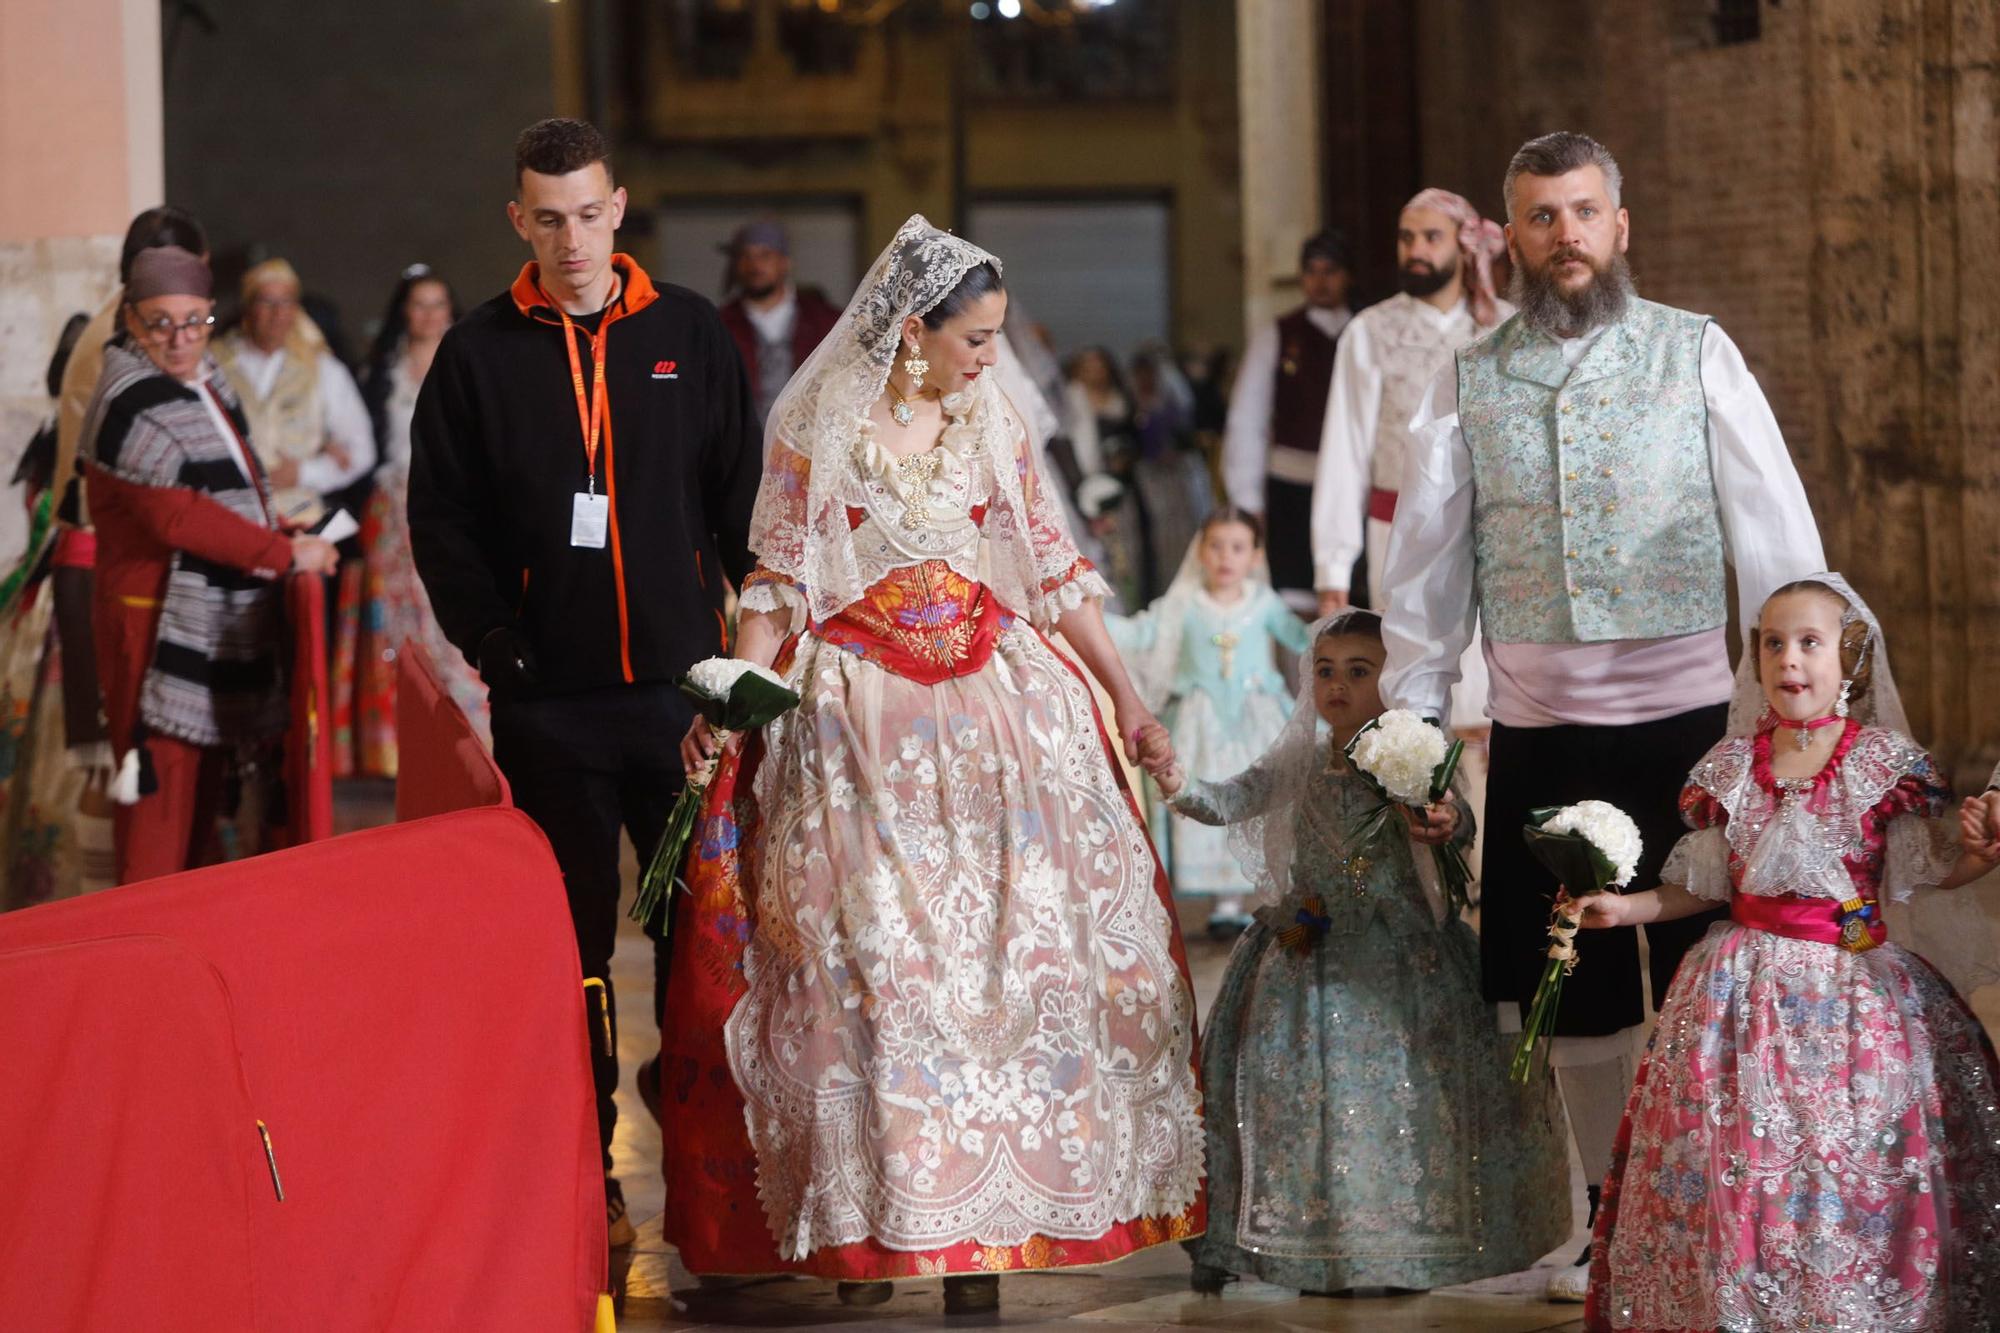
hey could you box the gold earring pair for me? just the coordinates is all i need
[902,343,930,381]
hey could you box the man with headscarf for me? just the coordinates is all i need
[82,246,340,882]
[214,259,375,525]
[1313,189,1507,617]
[1221,229,1353,612]
[715,220,840,428]
[1377,132,1824,1301]
[1311,189,1507,736]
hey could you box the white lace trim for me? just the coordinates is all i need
[1039,567,1111,626]
[1661,826,1731,902]
[739,580,807,635]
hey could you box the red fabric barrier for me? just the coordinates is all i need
[285,572,333,843]
[0,937,258,1331]
[394,639,509,821]
[0,809,605,1331]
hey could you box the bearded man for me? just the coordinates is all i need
[1375,131,1824,1301]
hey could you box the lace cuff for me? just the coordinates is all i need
[1166,780,1228,827]
[1661,826,1732,902]
[739,577,807,636]
[1036,566,1112,627]
[1886,817,2000,996]
[1883,813,1960,904]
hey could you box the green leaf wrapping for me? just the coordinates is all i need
[682,670,801,733]
[1522,824,1620,895]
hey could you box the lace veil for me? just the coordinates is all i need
[748,214,1098,628]
[1126,534,1274,717]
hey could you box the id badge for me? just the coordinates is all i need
[571,491,609,549]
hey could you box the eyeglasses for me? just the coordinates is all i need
[137,313,217,343]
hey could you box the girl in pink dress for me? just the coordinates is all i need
[1569,574,2000,1332]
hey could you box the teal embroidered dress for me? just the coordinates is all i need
[1171,745,1569,1290]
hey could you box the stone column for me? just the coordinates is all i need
[1236,0,1322,341]
[0,0,162,564]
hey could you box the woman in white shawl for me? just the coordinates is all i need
[658,217,1205,1315]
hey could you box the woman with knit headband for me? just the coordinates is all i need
[80,244,340,883]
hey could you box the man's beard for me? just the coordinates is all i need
[741,279,780,301]
[1512,248,1636,339]
[1398,252,1457,299]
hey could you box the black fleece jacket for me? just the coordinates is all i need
[409,256,759,696]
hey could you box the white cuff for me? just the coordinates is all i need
[739,580,807,636]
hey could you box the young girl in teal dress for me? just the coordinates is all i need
[1156,611,1570,1293]
[1109,507,1308,936]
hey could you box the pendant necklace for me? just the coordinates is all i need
[886,377,922,428]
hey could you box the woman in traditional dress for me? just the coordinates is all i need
[330,264,487,776]
[660,216,1206,1315]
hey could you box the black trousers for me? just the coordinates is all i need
[1263,476,1315,600]
[491,681,690,1174]
[1482,702,1730,1036]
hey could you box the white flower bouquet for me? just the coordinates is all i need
[1342,709,1471,917]
[631,657,800,930]
[1509,800,1644,1082]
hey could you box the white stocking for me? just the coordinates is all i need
[1551,1030,1640,1186]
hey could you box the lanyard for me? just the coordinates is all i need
[552,292,611,495]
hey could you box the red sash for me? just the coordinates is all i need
[811,567,1011,685]
[1731,891,1886,953]
[1368,485,1399,523]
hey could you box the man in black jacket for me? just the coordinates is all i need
[409,118,759,1247]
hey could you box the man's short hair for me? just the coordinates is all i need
[119,206,207,284]
[1502,131,1623,218]
[514,118,613,189]
[1299,228,1351,272]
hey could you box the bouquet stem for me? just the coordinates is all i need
[630,740,726,933]
[1509,903,1580,1083]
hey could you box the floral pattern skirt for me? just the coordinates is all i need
[660,618,1206,1278]
[1190,899,1569,1290]
[1588,923,2000,1331]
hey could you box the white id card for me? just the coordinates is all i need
[570,492,609,549]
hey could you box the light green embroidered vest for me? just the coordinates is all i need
[1456,298,1724,644]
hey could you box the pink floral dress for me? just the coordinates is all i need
[1587,722,2000,1331]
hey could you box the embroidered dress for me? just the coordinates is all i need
[1109,577,1306,894]
[1587,722,2000,1331]
[1170,733,1568,1290]
[658,217,1205,1281]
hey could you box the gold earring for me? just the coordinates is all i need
[902,343,930,382]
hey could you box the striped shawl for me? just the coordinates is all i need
[86,342,288,746]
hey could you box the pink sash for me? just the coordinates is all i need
[1731,891,1886,953]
